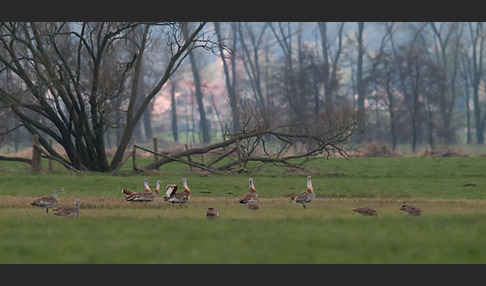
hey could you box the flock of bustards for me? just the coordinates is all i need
[30,176,422,218]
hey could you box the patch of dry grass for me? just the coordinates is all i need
[4,195,486,221]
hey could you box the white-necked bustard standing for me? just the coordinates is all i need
[290,176,316,208]
[53,199,80,217]
[31,189,63,213]
[239,178,258,204]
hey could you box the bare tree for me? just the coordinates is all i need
[182,22,211,144]
[214,22,241,134]
[430,22,463,144]
[238,22,269,122]
[0,22,208,171]
[317,22,345,115]
[356,22,366,141]
[463,22,486,144]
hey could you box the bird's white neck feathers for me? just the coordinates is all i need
[249,178,256,192]
[307,176,313,193]
[182,178,190,192]
[144,179,152,191]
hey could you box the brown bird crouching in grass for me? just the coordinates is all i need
[31,189,63,214]
[400,203,422,216]
[53,199,80,217]
[352,207,378,216]
[206,208,219,219]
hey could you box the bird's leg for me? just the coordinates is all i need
[302,204,306,209]
[46,208,49,214]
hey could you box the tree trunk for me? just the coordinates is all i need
[214,22,241,134]
[183,23,210,144]
[356,22,366,141]
[170,80,179,143]
[465,90,472,145]
[143,102,153,141]
[473,84,484,144]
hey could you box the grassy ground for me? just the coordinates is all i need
[1,156,486,263]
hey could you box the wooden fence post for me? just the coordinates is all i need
[32,135,41,173]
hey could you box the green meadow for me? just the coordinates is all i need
[1,156,486,263]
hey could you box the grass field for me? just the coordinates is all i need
[1,156,486,263]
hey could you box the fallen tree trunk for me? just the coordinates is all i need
[0,155,32,165]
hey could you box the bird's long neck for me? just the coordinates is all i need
[307,177,313,193]
[183,178,190,193]
[249,178,256,192]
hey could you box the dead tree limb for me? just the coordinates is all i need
[135,144,221,174]
[0,155,32,165]
[207,146,238,168]
[142,118,356,173]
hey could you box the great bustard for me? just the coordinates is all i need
[400,202,422,216]
[31,189,63,213]
[239,178,258,204]
[53,199,80,217]
[167,178,191,206]
[206,207,220,219]
[352,207,378,216]
[290,176,315,208]
[124,180,160,202]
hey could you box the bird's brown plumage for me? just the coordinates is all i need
[53,199,80,217]
[246,198,260,210]
[206,207,219,218]
[31,190,61,213]
[352,207,377,216]
[400,203,422,216]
